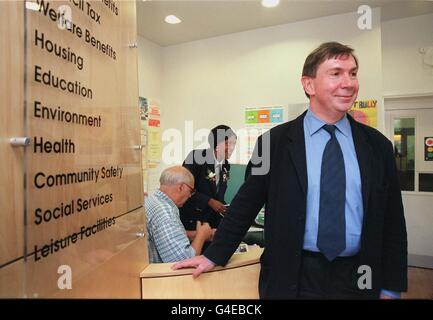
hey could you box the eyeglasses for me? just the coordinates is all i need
[182,183,196,196]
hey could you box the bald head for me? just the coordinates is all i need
[160,166,194,187]
[159,166,195,207]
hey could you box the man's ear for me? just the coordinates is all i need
[301,76,315,97]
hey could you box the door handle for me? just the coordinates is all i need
[10,137,30,147]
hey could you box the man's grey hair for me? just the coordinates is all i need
[160,166,194,186]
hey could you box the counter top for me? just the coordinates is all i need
[140,245,263,278]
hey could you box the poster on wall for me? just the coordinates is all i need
[139,101,162,192]
[139,96,149,127]
[241,106,286,164]
[139,96,149,192]
[147,104,162,165]
[425,137,433,161]
[349,99,377,128]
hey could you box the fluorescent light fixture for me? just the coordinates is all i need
[165,15,182,24]
[26,1,40,11]
[261,0,280,8]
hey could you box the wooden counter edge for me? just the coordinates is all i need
[140,245,263,278]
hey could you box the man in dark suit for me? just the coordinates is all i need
[180,125,237,233]
[173,42,407,299]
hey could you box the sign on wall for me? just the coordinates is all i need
[24,0,145,296]
[349,99,378,128]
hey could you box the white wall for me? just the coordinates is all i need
[161,10,383,164]
[138,36,162,104]
[382,14,433,265]
[382,13,433,97]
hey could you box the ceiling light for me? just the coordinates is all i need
[261,0,280,8]
[165,15,182,24]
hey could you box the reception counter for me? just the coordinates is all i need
[140,245,263,299]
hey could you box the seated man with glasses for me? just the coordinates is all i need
[145,166,213,263]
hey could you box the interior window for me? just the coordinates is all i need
[393,118,415,191]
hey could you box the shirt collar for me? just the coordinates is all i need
[215,159,224,167]
[305,108,350,137]
[155,189,177,208]
[212,150,225,166]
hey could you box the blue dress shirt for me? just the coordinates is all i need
[303,109,364,256]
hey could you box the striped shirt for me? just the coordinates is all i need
[145,189,195,263]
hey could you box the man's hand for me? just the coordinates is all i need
[196,221,213,241]
[171,255,216,278]
[208,198,227,215]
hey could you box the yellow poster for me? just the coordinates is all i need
[147,125,161,164]
[349,100,377,128]
[146,103,161,165]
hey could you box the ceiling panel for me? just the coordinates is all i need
[136,0,433,46]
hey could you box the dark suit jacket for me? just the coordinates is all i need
[180,149,230,229]
[204,111,408,299]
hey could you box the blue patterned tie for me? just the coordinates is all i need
[317,125,346,261]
